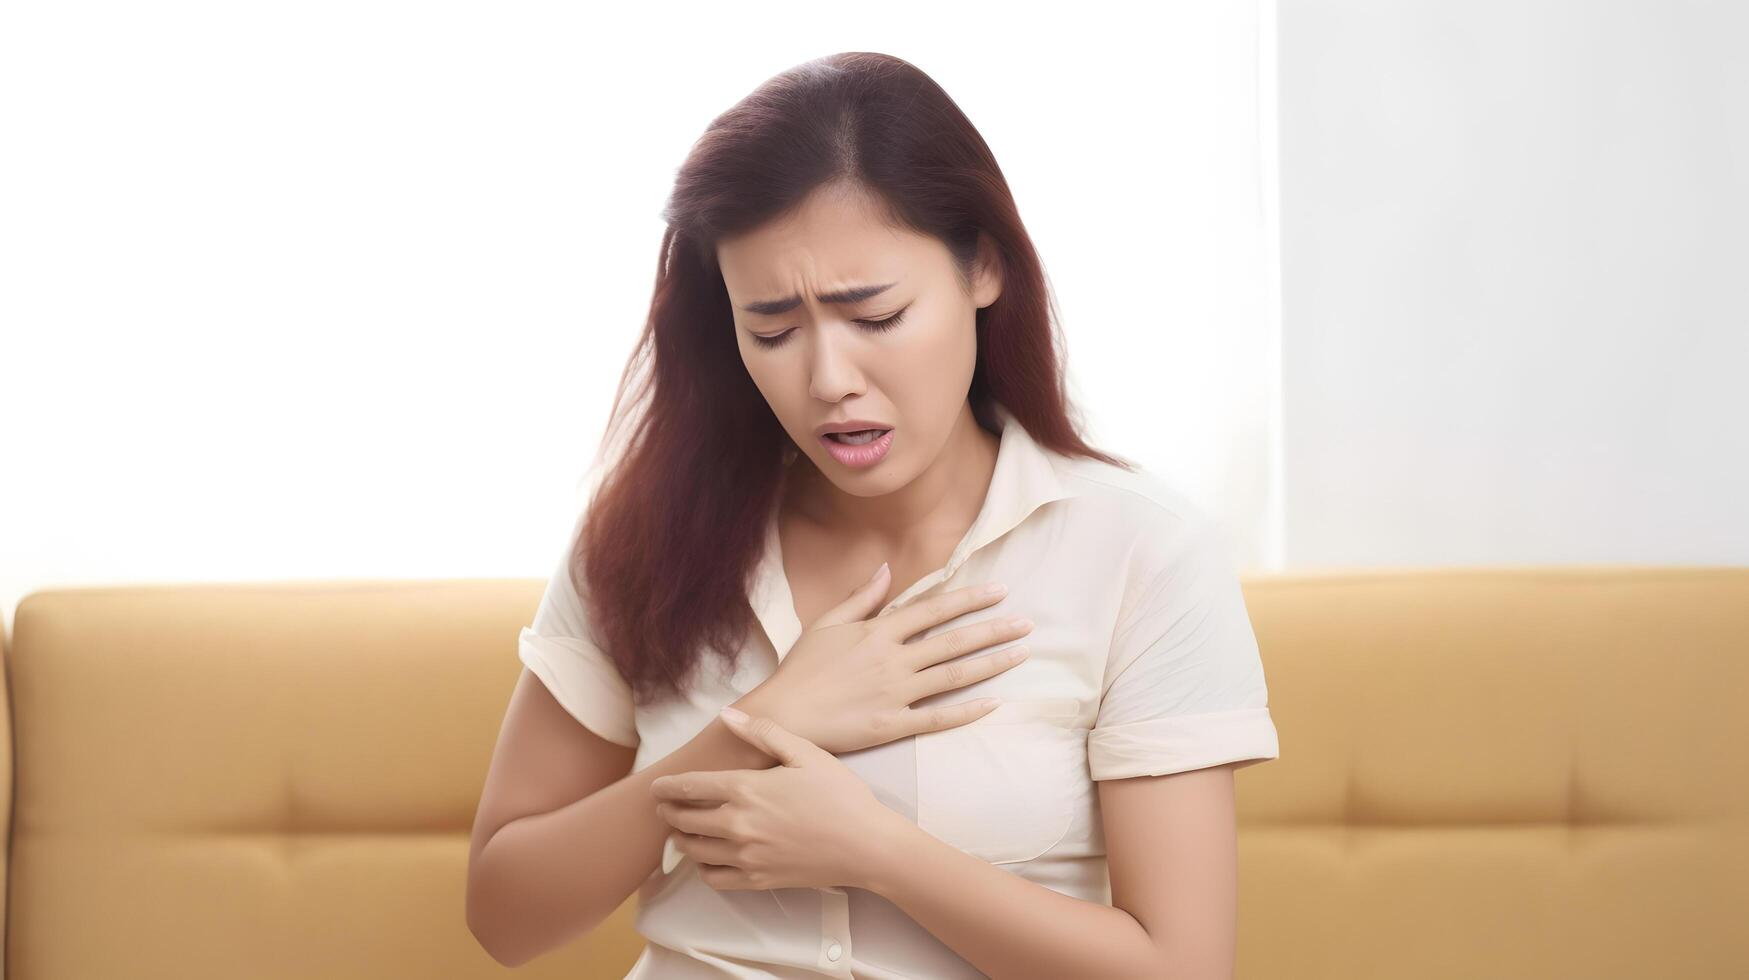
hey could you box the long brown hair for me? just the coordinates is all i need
[577,51,1131,705]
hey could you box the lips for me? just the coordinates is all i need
[822,428,891,444]
[818,426,895,468]
[815,417,894,439]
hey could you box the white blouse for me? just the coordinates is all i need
[518,403,1281,979]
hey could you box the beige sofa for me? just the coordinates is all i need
[4,567,1745,978]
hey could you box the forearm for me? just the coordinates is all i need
[471,714,776,967]
[859,814,1169,980]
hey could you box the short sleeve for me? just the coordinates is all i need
[1087,517,1279,780]
[518,534,639,749]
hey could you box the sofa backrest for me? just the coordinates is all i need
[4,568,1746,978]
[4,581,643,980]
[1236,566,1749,978]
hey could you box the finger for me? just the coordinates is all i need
[874,581,1009,643]
[657,800,736,839]
[891,695,1004,738]
[669,830,741,869]
[810,559,891,629]
[649,770,741,804]
[698,863,760,892]
[906,610,1033,672]
[720,708,818,767]
[909,645,1031,705]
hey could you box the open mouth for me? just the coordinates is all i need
[823,428,891,445]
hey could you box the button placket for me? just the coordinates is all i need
[817,885,852,975]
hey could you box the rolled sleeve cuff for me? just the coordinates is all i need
[517,627,639,748]
[1087,707,1279,780]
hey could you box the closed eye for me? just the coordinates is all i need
[749,306,909,350]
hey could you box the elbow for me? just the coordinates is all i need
[466,923,508,970]
[1154,943,1234,980]
[466,861,614,969]
[468,903,539,969]
[466,886,516,968]
[467,864,539,969]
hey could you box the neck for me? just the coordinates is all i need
[784,401,1000,552]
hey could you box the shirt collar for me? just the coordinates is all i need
[750,402,1077,663]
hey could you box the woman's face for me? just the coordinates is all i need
[715,182,1002,497]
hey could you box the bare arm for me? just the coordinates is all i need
[858,763,1243,979]
[859,814,1167,979]
[466,669,776,967]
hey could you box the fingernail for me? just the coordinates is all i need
[981,583,1007,597]
[873,561,889,581]
[720,706,749,725]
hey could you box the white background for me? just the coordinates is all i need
[3,0,1742,640]
[1279,0,1748,568]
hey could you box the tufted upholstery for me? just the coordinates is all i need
[1236,566,1749,978]
[4,567,1746,979]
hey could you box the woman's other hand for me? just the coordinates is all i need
[652,707,912,891]
[739,562,1034,754]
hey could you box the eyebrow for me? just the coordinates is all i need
[738,281,897,316]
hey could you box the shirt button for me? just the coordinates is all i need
[826,942,842,961]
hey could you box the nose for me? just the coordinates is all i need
[806,321,867,403]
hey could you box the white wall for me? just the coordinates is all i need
[1278,0,1749,567]
[11,0,1738,643]
[0,2,1274,632]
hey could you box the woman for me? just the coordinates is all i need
[468,52,1280,979]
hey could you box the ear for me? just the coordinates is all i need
[971,230,1004,310]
